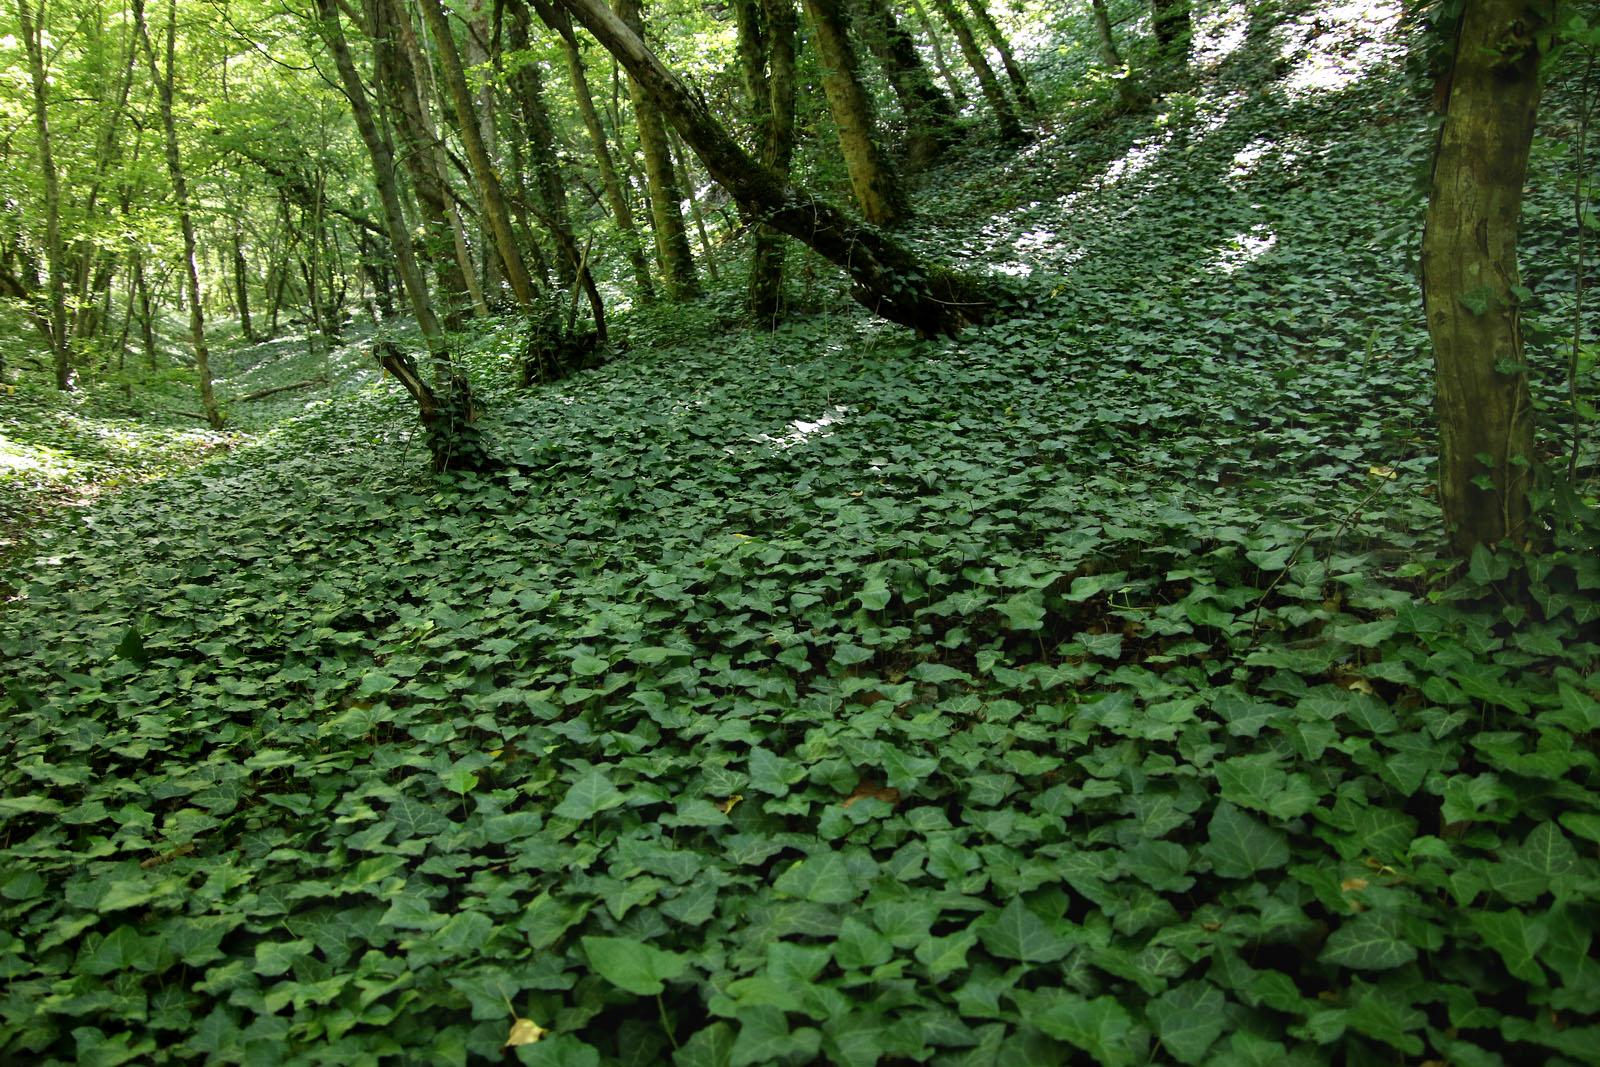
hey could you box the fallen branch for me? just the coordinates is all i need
[234,377,328,403]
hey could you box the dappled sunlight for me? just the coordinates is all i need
[1280,0,1407,97]
[1208,224,1279,273]
[756,405,850,449]
[1194,2,1251,67]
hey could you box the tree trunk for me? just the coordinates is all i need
[613,0,700,300]
[556,0,990,335]
[907,0,970,108]
[964,0,1035,114]
[928,0,1027,145]
[733,0,797,323]
[233,233,257,342]
[417,0,540,309]
[1089,0,1146,110]
[135,0,222,428]
[529,0,657,302]
[313,0,488,471]
[17,0,72,390]
[670,129,719,281]
[1420,0,1550,554]
[854,0,957,168]
[508,0,578,287]
[801,0,907,226]
[1150,0,1192,74]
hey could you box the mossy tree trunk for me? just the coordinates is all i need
[1150,0,1192,74]
[557,0,990,336]
[1420,0,1551,554]
[963,0,1035,114]
[801,0,907,226]
[733,0,797,323]
[17,0,71,390]
[854,0,958,169]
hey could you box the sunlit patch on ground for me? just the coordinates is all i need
[1279,0,1408,96]
[1193,1,1252,68]
[1208,224,1279,273]
[757,405,850,449]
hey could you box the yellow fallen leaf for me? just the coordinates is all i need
[1340,877,1370,893]
[1368,465,1396,479]
[1346,678,1374,695]
[504,1018,548,1047]
[714,794,743,814]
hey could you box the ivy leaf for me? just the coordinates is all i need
[554,767,627,820]
[1318,912,1418,971]
[581,935,689,995]
[977,898,1075,962]
[674,1022,735,1067]
[773,851,858,905]
[1011,989,1137,1066]
[1146,981,1226,1064]
[998,590,1046,630]
[1200,802,1289,877]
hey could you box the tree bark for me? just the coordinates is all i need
[801,0,907,226]
[964,0,1035,114]
[1089,0,1146,110]
[1149,0,1192,74]
[17,0,72,389]
[928,0,1028,145]
[854,0,957,168]
[417,0,541,309]
[906,0,970,108]
[556,0,990,335]
[313,0,488,471]
[1420,0,1550,553]
[733,0,797,323]
[528,0,657,302]
[613,0,700,300]
[135,0,222,428]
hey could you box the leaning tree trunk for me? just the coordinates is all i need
[1420,0,1550,554]
[18,0,72,390]
[614,0,701,300]
[1089,0,1146,111]
[929,0,1028,145]
[314,0,487,472]
[801,0,907,226]
[907,0,970,107]
[135,0,222,428]
[557,0,990,336]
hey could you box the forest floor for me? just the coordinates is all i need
[2,1,1599,1065]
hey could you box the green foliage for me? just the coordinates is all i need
[1,2,1598,1065]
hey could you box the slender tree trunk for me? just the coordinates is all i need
[855,0,957,168]
[907,0,970,108]
[1420,0,1550,554]
[613,0,700,299]
[1089,0,1146,110]
[733,0,796,323]
[670,129,719,281]
[313,0,488,471]
[929,0,1027,144]
[801,0,907,226]
[232,233,257,341]
[417,0,540,309]
[556,0,989,335]
[530,0,656,301]
[964,0,1034,114]
[133,253,160,368]
[17,0,72,389]
[135,0,222,428]
[509,1,579,286]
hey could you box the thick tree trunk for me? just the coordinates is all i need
[529,0,657,302]
[733,0,797,323]
[557,0,990,335]
[929,0,1028,145]
[418,0,540,310]
[801,0,907,226]
[1420,0,1549,554]
[614,0,701,300]
[17,0,72,389]
[964,0,1035,114]
[136,0,222,428]
[314,0,488,471]
[855,0,957,168]
[508,1,578,286]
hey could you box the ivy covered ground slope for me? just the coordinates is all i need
[3,4,1600,1066]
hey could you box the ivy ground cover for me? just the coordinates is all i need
[4,4,1600,1065]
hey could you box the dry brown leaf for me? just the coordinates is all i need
[140,843,196,870]
[504,1018,548,1047]
[1339,877,1370,893]
[841,778,900,810]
